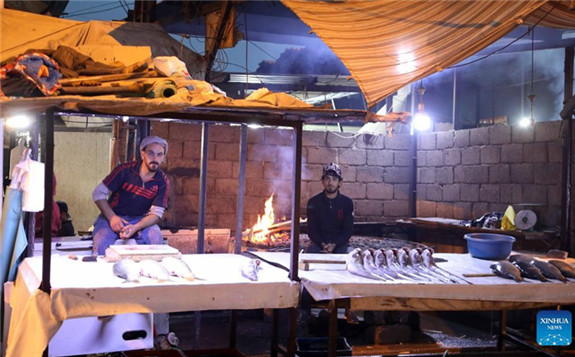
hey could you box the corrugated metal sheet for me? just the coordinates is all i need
[282,1,573,108]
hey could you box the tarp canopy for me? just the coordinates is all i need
[0,8,206,78]
[282,0,575,108]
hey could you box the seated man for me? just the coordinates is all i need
[91,135,176,350]
[56,201,75,236]
[91,136,170,255]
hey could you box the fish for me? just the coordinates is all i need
[490,261,523,282]
[346,248,382,280]
[112,259,141,282]
[512,260,547,281]
[407,248,453,283]
[530,259,567,282]
[508,254,534,264]
[241,259,261,281]
[385,249,427,282]
[161,257,195,281]
[373,249,402,280]
[548,260,575,279]
[362,249,389,280]
[139,259,170,281]
[510,254,566,281]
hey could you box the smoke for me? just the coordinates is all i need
[256,41,349,75]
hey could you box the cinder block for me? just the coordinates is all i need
[523,142,547,163]
[481,145,501,164]
[436,131,454,149]
[469,126,489,145]
[454,129,470,147]
[461,147,480,165]
[488,164,510,183]
[436,167,454,184]
[489,125,511,145]
[535,120,561,142]
[501,143,523,163]
[339,149,367,165]
[164,228,230,254]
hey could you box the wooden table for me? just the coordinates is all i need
[252,252,575,356]
[5,254,300,357]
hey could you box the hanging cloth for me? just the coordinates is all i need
[10,150,44,212]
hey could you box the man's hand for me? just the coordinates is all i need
[109,215,127,233]
[119,224,137,239]
[321,242,336,253]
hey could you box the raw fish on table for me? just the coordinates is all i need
[113,258,141,282]
[241,259,261,281]
[139,259,170,281]
[161,256,195,281]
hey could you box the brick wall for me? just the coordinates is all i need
[152,120,563,233]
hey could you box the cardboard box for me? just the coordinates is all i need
[3,282,152,357]
[163,229,230,254]
[48,313,153,356]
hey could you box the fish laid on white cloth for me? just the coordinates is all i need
[139,259,170,281]
[161,256,195,281]
[241,259,261,281]
[112,258,141,282]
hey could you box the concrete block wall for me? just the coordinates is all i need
[152,119,563,233]
[151,122,411,231]
[416,120,563,228]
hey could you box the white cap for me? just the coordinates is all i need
[140,136,168,154]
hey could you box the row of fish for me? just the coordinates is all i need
[490,254,575,282]
[346,247,466,284]
[113,257,195,282]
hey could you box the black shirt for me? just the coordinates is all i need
[306,191,354,247]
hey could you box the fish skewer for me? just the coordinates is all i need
[384,249,429,282]
[362,249,392,281]
[345,248,386,281]
[373,249,414,282]
[395,248,441,283]
[420,248,472,284]
[406,248,455,283]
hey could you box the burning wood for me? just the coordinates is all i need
[242,193,306,248]
[243,218,307,238]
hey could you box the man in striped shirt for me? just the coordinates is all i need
[91,136,170,255]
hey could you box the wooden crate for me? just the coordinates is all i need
[163,229,230,254]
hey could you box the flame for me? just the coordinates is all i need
[251,193,275,243]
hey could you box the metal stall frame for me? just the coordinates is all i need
[38,105,369,357]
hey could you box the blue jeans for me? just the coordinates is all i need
[92,215,163,255]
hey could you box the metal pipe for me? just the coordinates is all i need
[562,47,574,254]
[40,108,55,294]
[197,123,209,254]
[452,68,457,129]
[234,124,247,254]
[290,121,302,281]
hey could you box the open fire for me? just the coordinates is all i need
[243,194,291,248]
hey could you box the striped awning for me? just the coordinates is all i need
[282,0,575,108]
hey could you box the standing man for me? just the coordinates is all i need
[92,135,170,255]
[305,162,354,254]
